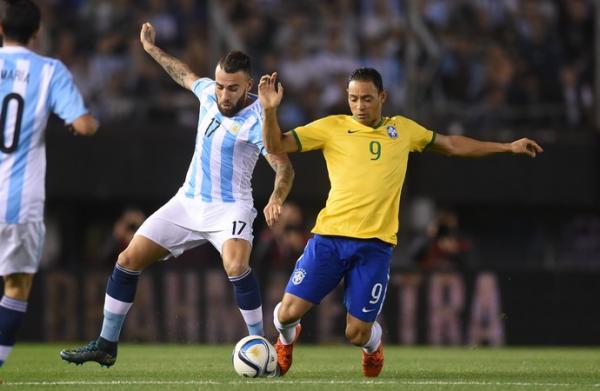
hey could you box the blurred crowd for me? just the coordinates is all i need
[25,0,597,274]
[30,0,595,133]
[32,0,208,124]
[408,210,472,272]
[427,0,595,133]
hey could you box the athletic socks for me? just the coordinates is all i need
[99,263,140,343]
[273,302,300,344]
[362,321,382,354]
[0,296,27,366]
[273,302,380,350]
[229,268,263,336]
[101,264,262,341]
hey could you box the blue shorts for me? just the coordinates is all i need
[285,234,393,322]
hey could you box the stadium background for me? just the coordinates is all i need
[16,0,599,346]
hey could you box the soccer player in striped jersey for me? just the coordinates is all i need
[60,23,294,367]
[258,68,543,377]
[0,0,98,367]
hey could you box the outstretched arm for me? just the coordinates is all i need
[263,153,295,227]
[258,72,300,154]
[140,22,198,90]
[430,134,543,158]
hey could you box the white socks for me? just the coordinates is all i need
[273,302,300,345]
[362,321,382,354]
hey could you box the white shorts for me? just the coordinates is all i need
[136,195,257,258]
[0,222,45,275]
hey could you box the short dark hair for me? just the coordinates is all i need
[1,0,41,45]
[218,50,251,76]
[348,67,384,93]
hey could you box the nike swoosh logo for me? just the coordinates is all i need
[347,130,361,133]
[361,307,377,313]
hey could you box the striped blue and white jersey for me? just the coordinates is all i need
[177,78,266,204]
[0,46,88,224]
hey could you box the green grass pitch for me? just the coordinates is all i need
[2,344,599,390]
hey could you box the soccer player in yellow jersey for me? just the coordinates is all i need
[258,68,543,377]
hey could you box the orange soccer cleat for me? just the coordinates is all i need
[362,342,384,377]
[274,324,302,376]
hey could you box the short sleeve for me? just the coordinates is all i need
[402,117,435,153]
[247,113,268,156]
[191,78,214,99]
[48,61,88,123]
[292,117,332,152]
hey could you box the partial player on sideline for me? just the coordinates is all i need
[0,0,98,367]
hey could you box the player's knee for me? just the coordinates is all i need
[277,301,300,325]
[3,274,33,300]
[345,324,370,346]
[117,249,144,271]
[223,261,248,278]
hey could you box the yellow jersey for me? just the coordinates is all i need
[291,115,435,245]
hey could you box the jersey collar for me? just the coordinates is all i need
[372,117,386,129]
[350,116,387,129]
[0,46,31,54]
[236,94,259,117]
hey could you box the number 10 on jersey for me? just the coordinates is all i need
[0,93,25,154]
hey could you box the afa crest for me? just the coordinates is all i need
[230,122,242,135]
[386,125,398,139]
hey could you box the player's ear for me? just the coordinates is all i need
[30,27,40,43]
[247,77,253,91]
[379,90,387,104]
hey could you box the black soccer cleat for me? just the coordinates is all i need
[60,337,117,367]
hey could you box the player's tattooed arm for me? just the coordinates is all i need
[140,22,198,90]
[263,153,295,227]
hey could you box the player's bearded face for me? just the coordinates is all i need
[347,80,386,127]
[215,66,253,117]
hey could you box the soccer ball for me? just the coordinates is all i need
[232,335,278,377]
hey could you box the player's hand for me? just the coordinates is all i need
[510,138,544,158]
[258,72,284,110]
[263,198,282,228]
[140,22,156,50]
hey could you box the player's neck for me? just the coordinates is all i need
[2,39,29,49]
[353,115,384,128]
[370,116,385,128]
[242,93,253,109]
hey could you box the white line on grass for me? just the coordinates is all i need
[2,380,599,387]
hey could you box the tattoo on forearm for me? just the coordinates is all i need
[147,46,192,88]
[268,157,295,202]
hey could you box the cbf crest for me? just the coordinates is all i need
[386,125,398,139]
[291,268,307,285]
